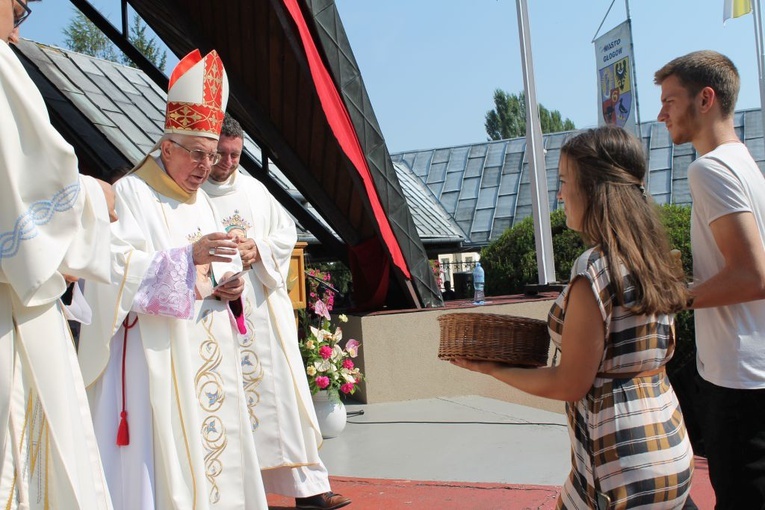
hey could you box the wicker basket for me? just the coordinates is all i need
[438,313,550,366]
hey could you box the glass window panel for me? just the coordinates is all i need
[460,177,481,199]
[744,111,763,139]
[443,171,463,193]
[432,148,451,164]
[477,186,498,209]
[491,218,512,238]
[745,137,765,161]
[649,169,671,195]
[469,144,488,157]
[440,191,459,212]
[456,198,477,222]
[650,123,672,149]
[426,162,446,184]
[502,152,523,174]
[499,171,521,195]
[483,166,501,187]
[649,147,671,171]
[412,151,433,177]
[465,157,485,178]
[446,147,469,172]
[495,194,516,217]
[472,209,493,233]
[485,142,507,167]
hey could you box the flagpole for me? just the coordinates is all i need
[516,0,556,285]
[753,0,765,134]
[624,0,643,143]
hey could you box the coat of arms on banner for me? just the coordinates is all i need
[599,56,632,128]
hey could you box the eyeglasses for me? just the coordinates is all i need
[13,0,31,28]
[169,139,221,166]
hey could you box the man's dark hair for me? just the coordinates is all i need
[220,114,243,139]
[654,50,740,117]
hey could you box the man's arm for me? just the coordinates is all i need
[689,211,765,308]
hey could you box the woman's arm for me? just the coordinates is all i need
[451,276,604,401]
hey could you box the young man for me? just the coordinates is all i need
[655,50,765,509]
[1,1,117,508]
[202,115,351,510]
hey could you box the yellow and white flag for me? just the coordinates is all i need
[724,0,752,22]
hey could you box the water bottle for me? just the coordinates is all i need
[473,262,485,305]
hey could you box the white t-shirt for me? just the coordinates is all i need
[689,142,765,389]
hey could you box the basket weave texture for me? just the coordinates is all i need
[438,313,550,366]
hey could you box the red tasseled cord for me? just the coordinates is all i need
[117,314,138,446]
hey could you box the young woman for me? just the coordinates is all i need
[452,126,694,509]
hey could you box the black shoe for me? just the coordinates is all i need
[295,491,351,509]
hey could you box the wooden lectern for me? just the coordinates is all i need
[288,242,308,325]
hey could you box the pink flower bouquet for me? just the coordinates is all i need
[300,300,364,398]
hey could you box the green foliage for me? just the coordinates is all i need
[123,15,167,72]
[480,209,585,294]
[63,12,119,62]
[485,89,576,141]
[658,204,695,372]
[63,12,167,72]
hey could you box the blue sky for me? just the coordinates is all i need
[20,1,764,153]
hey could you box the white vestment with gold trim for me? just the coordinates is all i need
[203,171,328,497]
[0,41,113,510]
[79,158,268,510]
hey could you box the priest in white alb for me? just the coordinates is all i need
[79,50,268,510]
[0,1,116,508]
[203,115,351,510]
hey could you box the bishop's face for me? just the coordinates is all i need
[163,135,219,193]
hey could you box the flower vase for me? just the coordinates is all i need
[312,390,347,439]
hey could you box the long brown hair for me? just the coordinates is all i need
[560,126,687,315]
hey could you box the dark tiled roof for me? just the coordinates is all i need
[14,40,463,252]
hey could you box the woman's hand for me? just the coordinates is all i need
[450,359,504,376]
[213,271,244,302]
[192,232,239,265]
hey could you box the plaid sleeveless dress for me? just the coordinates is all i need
[548,247,694,509]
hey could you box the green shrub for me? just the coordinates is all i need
[480,209,584,295]
[658,204,695,373]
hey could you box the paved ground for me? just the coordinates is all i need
[267,396,714,509]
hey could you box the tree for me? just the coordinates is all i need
[123,15,167,72]
[63,12,167,72]
[63,12,120,62]
[485,89,576,140]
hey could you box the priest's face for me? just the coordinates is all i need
[210,134,243,183]
[163,135,219,193]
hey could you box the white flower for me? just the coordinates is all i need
[339,314,348,323]
[315,359,331,372]
[331,345,344,361]
[305,340,314,350]
[310,326,331,342]
[306,366,317,376]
